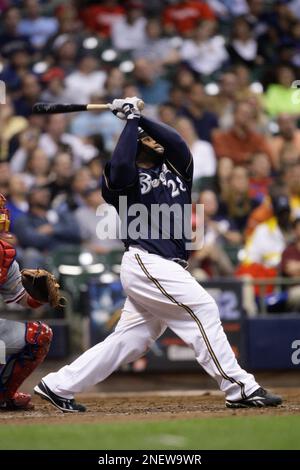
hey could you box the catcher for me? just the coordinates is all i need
[0,194,61,411]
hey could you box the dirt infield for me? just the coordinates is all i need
[0,387,299,425]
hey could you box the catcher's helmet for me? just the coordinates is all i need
[0,194,10,233]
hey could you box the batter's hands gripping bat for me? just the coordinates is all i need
[32,101,145,114]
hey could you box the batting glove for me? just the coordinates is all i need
[109,99,126,120]
[122,97,141,120]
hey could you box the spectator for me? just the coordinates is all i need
[249,152,273,204]
[0,98,28,161]
[234,64,253,97]
[288,20,300,68]
[243,193,292,268]
[56,167,94,213]
[180,20,228,76]
[199,189,242,245]
[157,102,177,127]
[79,0,124,38]
[246,162,300,241]
[244,93,270,135]
[0,6,30,50]
[175,117,216,186]
[105,68,126,101]
[210,72,239,129]
[0,44,32,93]
[14,186,81,268]
[270,113,300,171]
[87,157,104,183]
[47,152,74,202]
[52,3,81,38]
[65,55,107,104]
[278,144,300,170]
[220,165,257,232]
[245,183,288,239]
[207,0,249,18]
[70,94,124,153]
[280,217,300,311]
[23,148,50,188]
[41,67,74,104]
[133,58,170,106]
[212,101,273,165]
[227,16,261,67]
[282,162,300,218]
[13,73,41,117]
[39,114,98,167]
[111,1,146,51]
[10,127,40,173]
[122,82,141,100]
[191,190,237,277]
[174,67,196,93]
[287,0,300,20]
[163,0,215,37]
[5,174,28,232]
[169,86,186,111]
[75,184,122,254]
[17,0,58,49]
[245,0,267,34]
[0,162,10,196]
[179,82,219,142]
[133,17,180,66]
[264,65,300,117]
[216,157,234,201]
[52,34,78,74]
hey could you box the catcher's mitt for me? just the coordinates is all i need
[21,269,64,308]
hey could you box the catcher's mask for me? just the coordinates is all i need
[137,127,164,164]
[0,194,10,234]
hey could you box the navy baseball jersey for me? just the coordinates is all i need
[102,116,193,261]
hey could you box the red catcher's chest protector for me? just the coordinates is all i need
[0,239,16,284]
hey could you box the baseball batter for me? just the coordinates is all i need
[0,195,53,410]
[35,97,282,412]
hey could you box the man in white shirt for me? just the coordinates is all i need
[111,1,146,51]
[65,55,107,105]
[39,114,98,168]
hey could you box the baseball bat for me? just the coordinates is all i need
[32,101,145,114]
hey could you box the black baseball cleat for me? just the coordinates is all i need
[226,387,282,408]
[34,380,86,413]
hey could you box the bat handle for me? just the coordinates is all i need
[86,100,145,112]
[86,104,110,110]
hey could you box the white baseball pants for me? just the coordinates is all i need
[43,247,259,401]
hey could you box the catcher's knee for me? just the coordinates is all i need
[25,321,53,350]
[0,321,52,400]
[26,321,53,358]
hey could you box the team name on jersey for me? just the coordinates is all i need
[139,163,187,198]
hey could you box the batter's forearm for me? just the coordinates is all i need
[109,120,139,188]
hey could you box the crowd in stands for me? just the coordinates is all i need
[1,0,300,311]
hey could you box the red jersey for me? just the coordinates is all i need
[163,1,215,35]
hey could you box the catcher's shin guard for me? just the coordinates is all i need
[0,321,52,401]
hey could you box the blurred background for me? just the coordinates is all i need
[1,0,300,375]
